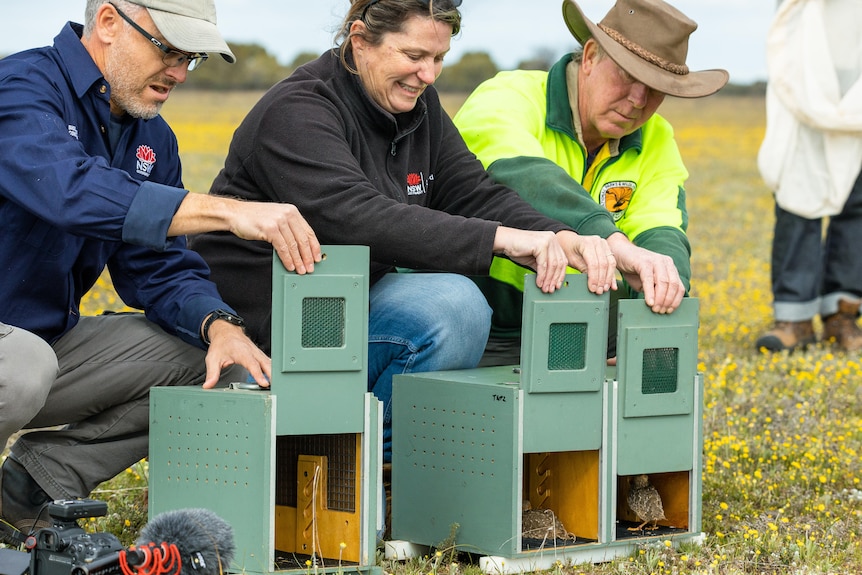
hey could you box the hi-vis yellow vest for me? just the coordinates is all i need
[454,54,690,294]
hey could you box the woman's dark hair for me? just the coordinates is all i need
[335,0,462,73]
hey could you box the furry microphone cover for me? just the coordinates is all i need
[137,508,236,575]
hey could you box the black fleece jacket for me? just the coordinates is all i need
[191,49,570,353]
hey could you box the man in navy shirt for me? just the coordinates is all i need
[0,0,320,540]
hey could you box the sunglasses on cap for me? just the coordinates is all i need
[109,2,208,71]
[361,0,463,22]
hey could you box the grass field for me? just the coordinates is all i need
[54,91,862,573]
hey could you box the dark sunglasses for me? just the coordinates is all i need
[109,2,208,71]
[361,0,464,22]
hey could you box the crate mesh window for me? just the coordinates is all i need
[275,434,356,512]
[641,347,679,394]
[547,322,587,371]
[301,297,345,348]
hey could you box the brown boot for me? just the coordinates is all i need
[823,299,862,352]
[755,320,816,352]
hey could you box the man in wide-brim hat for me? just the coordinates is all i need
[454,0,728,367]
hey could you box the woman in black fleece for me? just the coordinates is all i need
[191,0,617,461]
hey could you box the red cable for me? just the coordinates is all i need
[119,543,182,575]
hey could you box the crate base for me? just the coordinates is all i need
[383,540,429,561]
[386,533,705,575]
[477,532,705,574]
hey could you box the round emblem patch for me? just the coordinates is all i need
[600,181,636,221]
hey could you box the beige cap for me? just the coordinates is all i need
[129,0,235,63]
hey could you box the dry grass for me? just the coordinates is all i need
[31,91,862,574]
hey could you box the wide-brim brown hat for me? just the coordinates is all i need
[562,0,728,98]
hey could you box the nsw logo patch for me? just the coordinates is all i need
[135,145,156,178]
[406,172,426,196]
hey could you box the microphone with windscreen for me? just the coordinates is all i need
[119,508,235,575]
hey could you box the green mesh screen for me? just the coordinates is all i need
[641,347,679,394]
[547,322,587,371]
[301,297,345,348]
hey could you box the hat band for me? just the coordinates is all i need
[598,24,689,76]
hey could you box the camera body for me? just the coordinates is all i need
[0,499,125,575]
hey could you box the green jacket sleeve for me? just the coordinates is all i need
[488,156,620,239]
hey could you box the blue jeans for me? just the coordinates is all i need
[368,273,491,461]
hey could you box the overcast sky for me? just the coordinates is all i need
[1,1,776,84]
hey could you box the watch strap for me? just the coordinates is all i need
[201,309,245,345]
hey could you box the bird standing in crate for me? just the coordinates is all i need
[627,474,666,531]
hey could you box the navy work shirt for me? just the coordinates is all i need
[0,23,234,348]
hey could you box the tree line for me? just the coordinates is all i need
[1,42,764,95]
[184,42,764,95]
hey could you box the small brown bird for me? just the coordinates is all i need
[627,474,666,531]
[521,501,575,541]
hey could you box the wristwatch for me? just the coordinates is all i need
[202,309,245,345]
